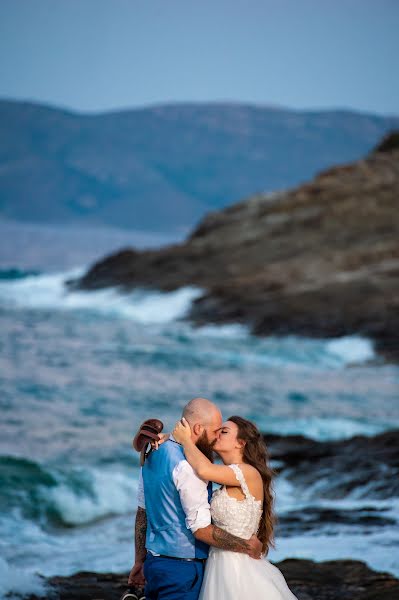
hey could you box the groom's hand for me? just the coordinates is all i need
[246,534,263,560]
[128,561,146,586]
[195,525,263,559]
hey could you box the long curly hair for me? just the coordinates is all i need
[228,415,277,555]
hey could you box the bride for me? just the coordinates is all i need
[172,415,298,600]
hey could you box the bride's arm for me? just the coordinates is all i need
[172,418,242,486]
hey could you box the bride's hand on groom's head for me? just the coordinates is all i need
[172,417,192,444]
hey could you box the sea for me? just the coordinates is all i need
[0,220,398,598]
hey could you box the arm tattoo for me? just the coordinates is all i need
[135,507,147,562]
[212,525,251,553]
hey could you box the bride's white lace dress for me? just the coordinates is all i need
[199,463,298,600]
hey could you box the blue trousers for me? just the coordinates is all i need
[143,552,205,600]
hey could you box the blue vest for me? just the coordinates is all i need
[142,439,211,559]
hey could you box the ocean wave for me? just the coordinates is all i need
[0,455,137,529]
[0,268,377,366]
[0,267,41,280]
[47,468,137,526]
[190,323,251,338]
[0,268,84,310]
[0,557,46,600]
[0,267,203,324]
[325,336,375,364]
[176,327,376,370]
[0,268,376,368]
[259,416,391,441]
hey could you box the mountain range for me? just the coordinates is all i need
[1,99,398,232]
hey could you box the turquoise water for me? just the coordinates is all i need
[0,239,398,597]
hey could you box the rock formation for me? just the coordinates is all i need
[23,559,399,600]
[69,131,399,362]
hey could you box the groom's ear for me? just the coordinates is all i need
[192,423,202,436]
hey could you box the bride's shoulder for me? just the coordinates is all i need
[238,463,262,482]
[238,463,264,501]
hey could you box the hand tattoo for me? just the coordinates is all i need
[211,525,251,553]
[135,507,147,562]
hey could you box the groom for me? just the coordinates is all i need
[128,397,262,600]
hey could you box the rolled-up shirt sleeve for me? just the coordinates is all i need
[137,468,145,509]
[173,459,211,533]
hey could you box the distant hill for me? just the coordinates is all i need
[1,99,398,232]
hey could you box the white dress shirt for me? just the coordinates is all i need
[137,435,211,534]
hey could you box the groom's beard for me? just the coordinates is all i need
[196,430,215,463]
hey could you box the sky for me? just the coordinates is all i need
[0,0,398,116]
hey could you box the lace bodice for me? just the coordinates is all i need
[210,463,263,539]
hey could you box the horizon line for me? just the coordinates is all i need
[0,95,398,120]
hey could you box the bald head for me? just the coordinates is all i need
[183,397,220,425]
[182,397,223,445]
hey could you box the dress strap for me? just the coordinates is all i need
[228,463,251,499]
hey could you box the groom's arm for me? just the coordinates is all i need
[128,471,147,586]
[135,506,147,563]
[128,507,147,586]
[194,524,262,558]
[174,460,262,559]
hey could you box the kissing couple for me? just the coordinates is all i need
[126,397,298,600]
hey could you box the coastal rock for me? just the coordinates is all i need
[23,559,399,600]
[68,132,399,362]
[265,429,399,491]
[264,429,399,536]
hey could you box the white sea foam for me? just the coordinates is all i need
[256,415,392,441]
[326,336,375,364]
[191,323,251,338]
[0,268,84,309]
[0,268,204,324]
[183,327,377,370]
[47,467,138,526]
[0,556,46,599]
[0,269,377,367]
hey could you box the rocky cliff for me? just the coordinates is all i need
[70,132,399,362]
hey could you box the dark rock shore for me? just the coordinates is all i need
[264,429,399,536]
[23,559,399,600]
[265,428,399,498]
[67,131,399,363]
